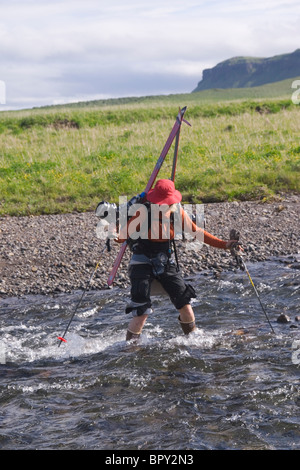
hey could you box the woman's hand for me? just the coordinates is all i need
[225,240,243,251]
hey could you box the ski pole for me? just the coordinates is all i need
[239,256,276,335]
[57,238,111,346]
[229,229,275,335]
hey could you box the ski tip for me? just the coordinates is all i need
[180,108,186,118]
[178,106,187,118]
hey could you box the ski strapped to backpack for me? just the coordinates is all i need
[169,107,191,271]
[171,107,191,182]
[107,106,189,286]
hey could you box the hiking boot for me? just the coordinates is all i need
[178,315,197,335]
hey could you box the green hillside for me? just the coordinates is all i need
[0,81,299,216]
[32,75,299,111]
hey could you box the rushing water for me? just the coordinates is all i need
[0,256,299,450]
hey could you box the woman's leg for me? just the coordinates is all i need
[126,314,148,340]
[159,264,197,335]
[126,264,152,341]
[178,304,197,335]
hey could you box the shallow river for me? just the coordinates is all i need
[0,256,299,450]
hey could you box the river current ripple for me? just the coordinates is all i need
[0,256,299,450]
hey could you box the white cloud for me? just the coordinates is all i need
[0,0,299,109]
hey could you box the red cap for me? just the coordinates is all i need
[146,179,182,205]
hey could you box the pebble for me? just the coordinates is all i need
[0,194,299,298]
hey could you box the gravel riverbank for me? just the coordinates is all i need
[0,194,299,298]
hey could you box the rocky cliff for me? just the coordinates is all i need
[193,49,300,92]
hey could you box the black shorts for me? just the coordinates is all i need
[127,263,196,316]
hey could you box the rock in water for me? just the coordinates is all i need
[276,313,291,323]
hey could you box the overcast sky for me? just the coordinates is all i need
[0,0,299,110]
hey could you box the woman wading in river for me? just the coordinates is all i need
[116,179,240,341]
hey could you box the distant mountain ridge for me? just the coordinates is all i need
[193,49,300,92]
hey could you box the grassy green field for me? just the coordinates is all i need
[0,77,299,216]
